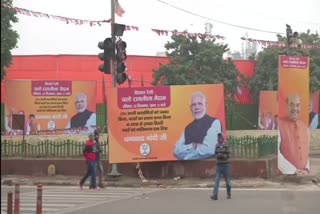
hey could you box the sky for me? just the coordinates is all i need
[11,0,320,56]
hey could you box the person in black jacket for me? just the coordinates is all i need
[210,133,231,200]
[94,130,104,188]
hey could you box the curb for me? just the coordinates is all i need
[2,178,319,189]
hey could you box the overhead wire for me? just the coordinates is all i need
[156,0,286,35]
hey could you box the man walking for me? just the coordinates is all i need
[210,133,231,200]
[94,130,104,188]
[80,134,98,190]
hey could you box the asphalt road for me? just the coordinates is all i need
[2,186,319,214]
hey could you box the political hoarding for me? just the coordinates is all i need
[258,91,278,130]
[4,80,96,135]
[258,90,319,130]
[278,56,310,175]
[107,84,226,163]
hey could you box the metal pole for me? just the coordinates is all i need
[107,0,121,177]
[36,184,42,214]
[7,191,13,214]
[14,183,20,214]
[111,0,116,88]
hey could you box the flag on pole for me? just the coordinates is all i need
[115,0,125,17]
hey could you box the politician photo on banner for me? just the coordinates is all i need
[65,92,96,134]
[173,91,222,160]
[278,55,310,175]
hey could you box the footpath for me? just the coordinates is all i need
[2,158,320,189]
[1,174,320,189]
[1,158,320,189]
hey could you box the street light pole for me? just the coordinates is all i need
[107,0,121,177]
[111,0,116,88]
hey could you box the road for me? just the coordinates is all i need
[1,186,158,214]
[1,186,319,214]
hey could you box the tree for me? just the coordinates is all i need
[247,30,320,101]
[1,0,19,81]
[152,31,242,109]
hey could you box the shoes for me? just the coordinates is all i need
[210,195,218,200]
[79,185,83,190]
[227,193,231,199]
[90,187,101,191]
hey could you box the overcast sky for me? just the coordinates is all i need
[11,0,320,56]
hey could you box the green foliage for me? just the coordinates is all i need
[247,30,320,101]
[152,31,242,109]
[1,0,19,81]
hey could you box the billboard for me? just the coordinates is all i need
[309,91,319,129]
[258,91,278,130]
[278,56,310,175]
[107,84,226,163]
[4,80,96,135]
[258,90,319,130]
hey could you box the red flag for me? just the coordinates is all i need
[115,0,125,17]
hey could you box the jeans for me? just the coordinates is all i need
[96,160,104,187]
[213,163,231,196]
[80,160,97,188]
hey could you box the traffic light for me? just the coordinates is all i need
[286,24,293,47]
[115,39,127,84]
[98,38,114,74]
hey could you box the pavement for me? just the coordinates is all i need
[1,173,320,190]
[2,158,320,189]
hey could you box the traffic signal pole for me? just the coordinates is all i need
[111,0,116,88]
[108,0,121,176]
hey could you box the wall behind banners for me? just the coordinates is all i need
[0,55,257,132]
[4,80,96,135]
[1,55,255,104]
[107,84,226,163]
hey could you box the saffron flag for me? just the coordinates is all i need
[115,0,125,17]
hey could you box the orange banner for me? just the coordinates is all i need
[107,84,226,163]
[258,91,278,130]
[309,91,320,129]
[4,80,96,135]
[278,56,310,175]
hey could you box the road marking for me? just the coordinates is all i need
[1,186,161,214]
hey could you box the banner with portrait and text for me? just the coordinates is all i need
[278,56,309,175]
[107,84,226,163]
[258,91,278,130]
[4,80,96,135]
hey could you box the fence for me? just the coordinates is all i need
[228,135,277,159]
[1,139,108,159]
[1,136,277,159]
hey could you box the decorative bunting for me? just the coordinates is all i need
[151,28,225,40]
[241,37,320,49]
[2,3,110,26]
[3,3,319,49]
